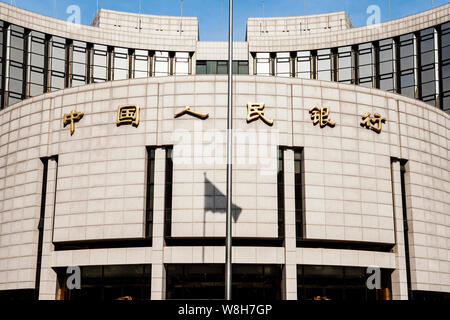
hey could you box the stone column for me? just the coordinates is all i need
[390,160,409,300]
[151,148,167,300]
[282,149,297,300]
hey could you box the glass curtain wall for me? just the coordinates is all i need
[275,52,290,77]
[441,22,450,112]
[112,47,128,80]
[296,51,312,79]
[255,52,271,76]
[49,36,66,92]
[378,39,396,92]
[6,25,26,106]
[154,51,170,77]
[133,49,149,78]
[316,49,332,81]
[419,27,438,106]
[337,46,354,84]
[70,40,88,87]
[357,43,375,87]
[27,31,46,97]
[91,44,108,83]
[399,33,418,98]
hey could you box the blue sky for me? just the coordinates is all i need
[2,0,448,41]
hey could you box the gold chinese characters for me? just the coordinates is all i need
[63,109,84,135]
[246,103,274,126]
[309,106,336,128]
[174,106,209,119]
[117,105,140,127]
[360,112,386,133]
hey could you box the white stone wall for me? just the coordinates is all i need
[0,76,449,296]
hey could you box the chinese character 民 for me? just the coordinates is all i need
[360,112,386,133]
[63,109,84,135]
[116,105,140,127]
[246,103,274,126]
[174,106,209,119]
[309,106,336,127]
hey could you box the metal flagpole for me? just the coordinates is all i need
[225,0,233,301]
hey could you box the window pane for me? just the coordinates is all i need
[317,49,332,81]
[174,52,189,75]
[255,52,271,76]
[134,49,148,78]
[92,44,108,82]
[154,51,169,77]
[113,47,128,80]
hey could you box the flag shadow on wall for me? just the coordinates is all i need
[204,173,242,222]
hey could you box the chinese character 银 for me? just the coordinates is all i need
[309,106,336,127]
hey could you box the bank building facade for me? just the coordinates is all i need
[0,2,449,301]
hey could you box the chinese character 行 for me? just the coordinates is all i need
[246,103,273,126]
[309,106,336,127]
[116,105,140,127]
[174,106,209,119]
[63,109,84,135]
[360,112,386,133]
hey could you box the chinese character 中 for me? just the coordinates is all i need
[116,105,140,127]
[174,106,209,119]
[360,112,386,133]
[63,109,84,135]
[246,103,274,126]
[309,106,336,128]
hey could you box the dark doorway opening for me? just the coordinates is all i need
[166,264,282,300]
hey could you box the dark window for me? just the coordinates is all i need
[164,146,173,238]
[294,148,304,239]
[196,60,249,74]
[92,44,108,82]
[217,60,227,74]
[357,43,374,87]
[112,47,128,80]
[337,46,354,84]
[317,49,332,81]
[49,36,66,91]
[196,60,206,74]
[232,60,249,74]
[399,33,417,98]
[145,147,156,239]
[277,148,285,239]
[297,265,393,301]
[441,23,450,113]
[27,31,46,97]
[134,49,149,78]
[56,265,152,301]
[297,51,312,79]
[6,25,26,105]
[419,28,437,106]
[378,39,395,92]
[166,264,282,300]
[0,21,4,109]
[70,40,87,87]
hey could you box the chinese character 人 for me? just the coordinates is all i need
[360,112,386,133]
[174,106,209,119]
[309,106,336,127]
[246,103,274,126]
[116,105,140,127]
[63,109,84,135]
